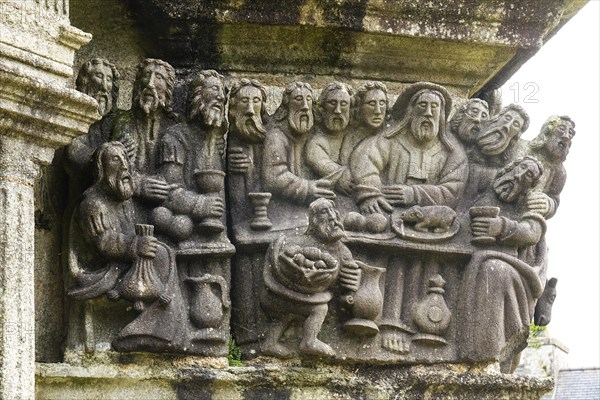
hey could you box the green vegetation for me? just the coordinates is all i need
[528,322,547,348]
[228,337,243,367]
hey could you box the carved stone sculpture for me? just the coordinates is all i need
[66,61,234,357]
[62,66,574,369]
[67,142,186,352]
[339,81,390,166]
[412,274,451,345]
[66,58,121,194]
[260,198,360,358]
[262,82,335,207]
[458,156,546,372]
[226,78,272,230]
[153,70,227,242]
[534,277,558,326]
[305,82,354,197]
[460,103,531,213]
[449,98,490,146]
[525,116,575,219]
[351,82,467,214]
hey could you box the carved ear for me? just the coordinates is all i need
[547,277,558,288]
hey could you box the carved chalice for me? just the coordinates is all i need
[195,169,226,234]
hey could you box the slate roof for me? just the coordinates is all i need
[544,368,600,399]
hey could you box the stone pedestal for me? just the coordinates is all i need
[0,1,99,398]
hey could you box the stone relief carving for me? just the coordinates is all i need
[66,58,120,195]
[63,58,575,371]
[65,60,233,356]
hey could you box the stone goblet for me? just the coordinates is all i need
[195,169,226,234]
[469,206,500,245]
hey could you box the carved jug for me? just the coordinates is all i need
[186,274,229,329]
[342,261,385,336]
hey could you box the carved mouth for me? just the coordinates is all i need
[478,130,505,152]
[121,175,131,184]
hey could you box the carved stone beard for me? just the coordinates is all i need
[190,96,225,128]
[457,117,479,144]
[106,171,134,201]
[92,90,112,116]
[545,136,570,163]
[311,216,345,243]
[324,113,349,133]
[411,115,438,143]
[137,86,165,115]
[202,106,224,128]
[288,110,313,136]
[493,170,525,203]
[231,113,266,144]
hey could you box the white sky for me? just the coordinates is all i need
[500,1,600,368]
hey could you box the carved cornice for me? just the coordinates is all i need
[123,0,588,95]
[0,0,91,81]
[0,63,100,149]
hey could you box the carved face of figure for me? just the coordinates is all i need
[322,89,351,133]
[477,110,525,156]
[195,76,226,128]
[309,200,345,243]
[544,120,575,162]
[102,145,134,201]
[360,89,387,129]
[230,85,266,143]
[457,101,489,144]
[493,158,542,203]
[137,64,168,115]
[287,86,314,136]
[410,91,441,143]
[86,63,114,116]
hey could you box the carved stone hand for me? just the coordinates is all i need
[308,179,336,201]
[135,235,158,258]
[527,191,552,217]
[359,196,393,215]
[228,147,252,174]
[470,216,503,239]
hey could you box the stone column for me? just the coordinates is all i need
[0,1,99,398]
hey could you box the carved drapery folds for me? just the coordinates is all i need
[64,58,573,371]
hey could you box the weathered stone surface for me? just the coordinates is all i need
[0,0,91,83]
[4,1,583,399]
[0,2,97,397]
[37,360,553,399]
[121,0,587,95]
